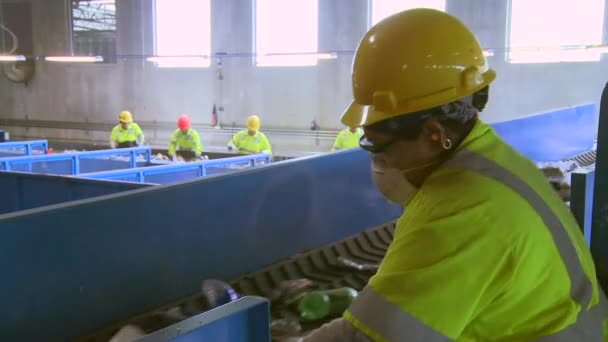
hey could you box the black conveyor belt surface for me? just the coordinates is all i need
[74,222,396,342]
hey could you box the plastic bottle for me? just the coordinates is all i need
[297,287,358,321]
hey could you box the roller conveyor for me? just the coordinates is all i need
[73,222,396,342]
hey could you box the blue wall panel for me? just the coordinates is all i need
[0,171,151,214]
[491,103,596,162]
[0,149,401,341]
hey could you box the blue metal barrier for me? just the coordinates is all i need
[0,146,151,174]
[491,103,596,162]
[571,168,595,246]
[0,140,48,157]
[139,297,270,342]
[0,171,151,215]
[0,148,401,340]
[79,153,271,184]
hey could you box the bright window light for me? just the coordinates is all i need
[255,0,319,67]
[154,0,211,68]
[508,0,605,63]
[371,0,445,26]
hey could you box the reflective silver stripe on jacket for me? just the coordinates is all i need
[348,286,450,341]
[348,148,604,341]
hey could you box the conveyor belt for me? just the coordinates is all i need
[74,222,396,342]
[569,149,596,168]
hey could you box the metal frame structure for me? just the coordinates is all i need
[0,146,151,174]
[0,140,48,156]
[79,153,270,183]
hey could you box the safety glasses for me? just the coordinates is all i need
[359,135,399,154]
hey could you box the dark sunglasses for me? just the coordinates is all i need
[359,135,399,154]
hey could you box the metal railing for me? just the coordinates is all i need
[0,140,48,156]
[0,147,151,174]
[79,153,270,183]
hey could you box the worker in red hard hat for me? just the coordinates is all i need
[168,114,203,161]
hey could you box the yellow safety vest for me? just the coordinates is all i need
[110,123,143,144]
[345,120,607,341]
[168,128,203,157]
[332,128,363,151]
[227,130,272,155]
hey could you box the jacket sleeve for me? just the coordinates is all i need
[134,124,144,145]
[260,134,272,155]
[301,318,372,342]
[332,131,344,151]
[227,132,239,150]
[344,202,511,341]
[193,131,203,156]
[168,131,177,157]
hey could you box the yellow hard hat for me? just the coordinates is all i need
[341,8,496,128]
[247,115,260,131]
[119,111,133,123]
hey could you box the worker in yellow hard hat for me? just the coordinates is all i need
[331,126,363,152]
[227,115,272,155]
[300,9,607,342]
[168,114,203,161]
[109,111,144,148]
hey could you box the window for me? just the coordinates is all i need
[508,0,606,63]
[71,0,117,63]
[154,0,211,68]
[255,0,319,67]
[371,0,445,26]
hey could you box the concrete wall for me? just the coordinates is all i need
[0,0,607,155]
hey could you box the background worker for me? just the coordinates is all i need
[168,114,203,161]
[299,8,607,341]
[331,126,363,151]
[227,115,272,155]
[109,110,144,148]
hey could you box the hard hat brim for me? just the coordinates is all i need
[341,69,496,128]
[119,119,133,124]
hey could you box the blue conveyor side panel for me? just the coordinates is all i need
[0,149,401,341]
[139,297,270,342]
[491,103,596,162]
[0,171,151,214]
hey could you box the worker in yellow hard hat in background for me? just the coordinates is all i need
[299,9,607,342]
[331,126,363,152]
[168,114,204,161]
[227,115,272,155]
[109,111,144,148]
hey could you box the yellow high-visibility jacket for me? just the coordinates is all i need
[332,128,363,151]
[345,120,607,341]
[168,128,203,157]
[227,130,272,155]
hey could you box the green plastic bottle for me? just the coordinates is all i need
[298,287,358,321]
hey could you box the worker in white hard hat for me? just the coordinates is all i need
[227,115,272,155]
[297,8,607,342]
[331,126,363,152]
[109,110,144,148]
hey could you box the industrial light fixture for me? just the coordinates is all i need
[45,56,104,63]
[0,55,26,62]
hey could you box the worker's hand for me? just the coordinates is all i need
[171,155,177,162]
[228,145,233,151]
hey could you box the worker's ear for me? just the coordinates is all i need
[422,120,447,150]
